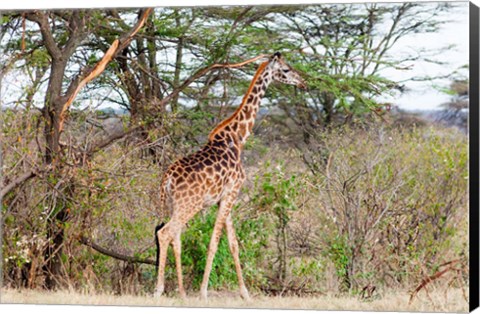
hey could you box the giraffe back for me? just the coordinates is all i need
[159,132,244,221]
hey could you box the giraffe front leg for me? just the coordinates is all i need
[225,213,250,300]
[199,207,229,300]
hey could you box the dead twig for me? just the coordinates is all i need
[409,259,464,304]
[58,8,154,133]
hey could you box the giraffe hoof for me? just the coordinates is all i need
[240,287,250,301]
[200,290,208,301]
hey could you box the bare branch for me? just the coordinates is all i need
[62,11,88,57]
[78,236,156,265]
[158,53,269,109]
[25,11,62,60]
[84,126,141,158]
[1,170,36,199]
[58,8,153,132]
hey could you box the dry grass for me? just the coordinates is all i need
[0,288,468,312]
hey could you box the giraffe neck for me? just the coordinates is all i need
[208,61,273,145]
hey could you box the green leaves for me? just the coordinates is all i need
[31,49,51,68]
[179,204,267,290]
[327,235,351,280]
[256,165,299,214]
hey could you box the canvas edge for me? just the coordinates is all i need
[470,1,480,312]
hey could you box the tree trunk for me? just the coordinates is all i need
[171,13,184,113]
[41,57,70,289]
[43,207,69,289]
[322,91,335,125]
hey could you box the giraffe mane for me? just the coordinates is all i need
[208,61,269,141]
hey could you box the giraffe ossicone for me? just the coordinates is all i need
[154,52,306,300]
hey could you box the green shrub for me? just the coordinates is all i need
[177,204,268,291]
[305,126,468,292]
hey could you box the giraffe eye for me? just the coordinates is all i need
[282,69,290,73]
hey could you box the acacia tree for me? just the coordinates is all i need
[253,3,453,141]
[1,8,152,289]
[436,78,469,132]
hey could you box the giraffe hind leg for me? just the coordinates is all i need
[155,222,165,275]
[154,223,171,297]
[172,231,187,299]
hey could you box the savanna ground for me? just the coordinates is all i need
[0,288,469,312]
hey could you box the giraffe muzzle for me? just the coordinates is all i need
[297,80,308,90]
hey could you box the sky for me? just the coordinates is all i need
[0,0,472,112]
[377,1,470,111]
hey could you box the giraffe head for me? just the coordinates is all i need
[268,52,307,90]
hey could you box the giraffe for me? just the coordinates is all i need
[154,52,306,300]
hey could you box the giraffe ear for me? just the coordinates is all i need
[271,52,282,61]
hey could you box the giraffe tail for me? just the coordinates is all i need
[154,173,170,273]
[154,222,165,274]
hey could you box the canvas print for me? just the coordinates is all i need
[0,1,476,312]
